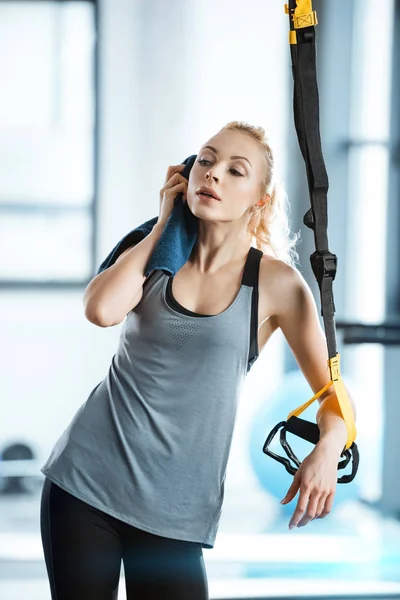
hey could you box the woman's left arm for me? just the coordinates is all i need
[267,262,357,529]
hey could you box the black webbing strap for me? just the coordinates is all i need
[262,3,359,484]
[287,0,338,360]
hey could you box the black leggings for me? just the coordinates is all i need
[40,478,209,600]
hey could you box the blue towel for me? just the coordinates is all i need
[97,155,198,277]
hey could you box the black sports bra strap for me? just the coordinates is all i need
[241,246,263,286]
[242,247,263,372]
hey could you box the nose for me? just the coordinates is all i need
[206,170,218,182]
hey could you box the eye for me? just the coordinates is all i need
[197,159,244,176]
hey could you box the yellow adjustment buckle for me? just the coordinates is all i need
[285,3,317,44]
[294,10,318,28]
[284,1,318,28]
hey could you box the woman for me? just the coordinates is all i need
[40,121,357,600]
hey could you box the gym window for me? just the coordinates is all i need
[0,0,98,289]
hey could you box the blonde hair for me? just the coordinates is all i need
[218,120,300,267]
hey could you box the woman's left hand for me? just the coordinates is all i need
[280,442,339,529]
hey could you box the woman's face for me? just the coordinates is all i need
[187,129,267,221]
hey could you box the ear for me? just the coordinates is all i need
[257,193,270,207]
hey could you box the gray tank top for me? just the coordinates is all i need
[41,246,263,549]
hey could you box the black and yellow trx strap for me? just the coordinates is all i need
[263,0,359,484]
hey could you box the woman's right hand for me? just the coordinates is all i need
[157,164,188,227]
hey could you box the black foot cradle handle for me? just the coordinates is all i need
[263,416,359,484]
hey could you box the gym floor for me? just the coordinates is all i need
[1,477,400,600]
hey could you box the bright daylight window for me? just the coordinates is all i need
[345,0,395,501]
[0,1,97,285]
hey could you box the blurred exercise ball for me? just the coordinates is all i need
[248,370,359,515]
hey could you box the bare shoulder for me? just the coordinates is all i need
[259,254,308,324]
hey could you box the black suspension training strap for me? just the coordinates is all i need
[263,0,359,484]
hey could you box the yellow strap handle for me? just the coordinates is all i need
[286,353,357,450]
[284,1,318,44]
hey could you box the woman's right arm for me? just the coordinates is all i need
[85,163,189,327]
[83,223,166,327]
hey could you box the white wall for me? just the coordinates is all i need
[0,0,288,494]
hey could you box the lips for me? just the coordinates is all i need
[196,186,221,201]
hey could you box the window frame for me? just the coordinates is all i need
[0,0,99,290]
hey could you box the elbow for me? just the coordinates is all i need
[83,285,120,327]
[84,303,121,328]
[84,305,110,327]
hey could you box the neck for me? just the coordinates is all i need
[189,223,252,274]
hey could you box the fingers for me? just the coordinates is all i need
[158,166,188,223]
[284,471,301,503]
[165,164,186,184]
[160,174,187,196]
[313,494,327,520]
[173,181,187,197]
[166,172,188,189]
[288,486,312,529]
[317,491,334,519]
[296,490,322,527]
[289,489,333,529]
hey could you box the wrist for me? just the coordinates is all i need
[155,220,167,230]
[153,221,167,234]
[317,432,347,458]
